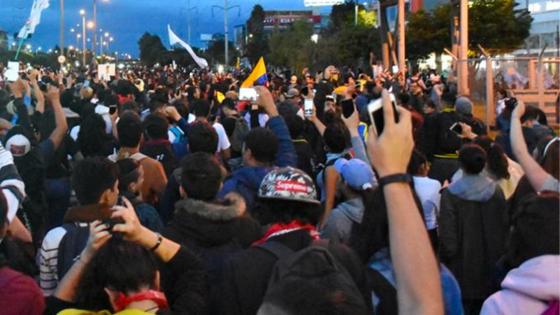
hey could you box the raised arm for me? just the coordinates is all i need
[45,85,69,150]
[254,86,297,167]
[29,70,45,113]
[367,90,443,315]
[510,101,554,192]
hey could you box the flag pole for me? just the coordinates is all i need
[14,37,26,60]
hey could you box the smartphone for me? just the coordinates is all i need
[109,105,117,115]
[304,99,314,117]
[367,93,398,136]
[5,61,19,82]
[341,99,355,118]
[392,65,399,74]
[239,87,258,102]
[449,122,463,136]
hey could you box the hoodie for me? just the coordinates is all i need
[320,198,364,243]
[481,255,560,315]
[448,173,496,202]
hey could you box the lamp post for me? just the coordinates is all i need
[80,9,86,65]
[60,0,65,57]
[458,0,469,96]
[212,0,240,66]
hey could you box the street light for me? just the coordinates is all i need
[80,9,87,65]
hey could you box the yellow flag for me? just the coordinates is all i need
[241,57,267,88]
[216,91,225,104]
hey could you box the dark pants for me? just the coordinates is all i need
[429,157,459,185]
[45,177,71,229]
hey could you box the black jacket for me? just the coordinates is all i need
[163,195,262,315]
[422,109,462,160]
[439,187,508,300]
[217,229,372,315]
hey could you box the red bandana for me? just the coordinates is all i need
[252,220,320,246]
[114,290,168,312]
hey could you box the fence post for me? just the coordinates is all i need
[479,45,495,127]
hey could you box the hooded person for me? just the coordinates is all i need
[481,192,560,315]
[455,96,487,136]
[320,158,376,243]
[439,144,509,315]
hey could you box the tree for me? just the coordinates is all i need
[206,39,239,66]
[268,20,314,73]
[469,0,532,54]
[138,32,167,66]
[246,5,268,64]
[406,5,451,62]
[329,1,371,31]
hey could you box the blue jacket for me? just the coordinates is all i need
[217,116,297,212]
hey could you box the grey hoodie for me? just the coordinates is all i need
[320,198,364,243]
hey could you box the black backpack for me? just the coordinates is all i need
[56,223,90,280]
[258,240,367,310]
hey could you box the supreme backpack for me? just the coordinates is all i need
[258,240,367,310]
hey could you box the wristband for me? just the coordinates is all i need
[150,233,163,252]
[378,173,412,187]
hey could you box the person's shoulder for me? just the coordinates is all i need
[41,226,68,248]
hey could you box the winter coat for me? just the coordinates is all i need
[481,255,560,315]
[164,195,262,315]
[439,175,509,300]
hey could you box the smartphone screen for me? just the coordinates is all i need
[109,105,117,115]
[341,99,355,118]
[304,99,314,117]
[367,93,398,135]
[239,87,258,102]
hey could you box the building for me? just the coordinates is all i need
[519,0,560,55]
[261,10,323,33]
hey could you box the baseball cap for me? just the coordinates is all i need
[258,167,320,205]
[284,88,300,99]
[334,158,375,191]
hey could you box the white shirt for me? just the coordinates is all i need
[213,122,231,152]
[413,176,441,230]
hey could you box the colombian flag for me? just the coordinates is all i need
[241,57,268,88]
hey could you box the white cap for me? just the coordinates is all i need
[6,134,31,157]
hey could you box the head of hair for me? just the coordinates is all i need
[397,92,410,107]
[245,127,279,164]
[116,80,134,97]
[254,199,323,226]
[407,149,428,175]
[180,152,223,201]
[323,123,350,153]
[72,157,119,205]
[78,114,113,158]
[474,136,510,180]
[143,113,169,140]
[521,105,539,123]
[458,144,487,175]
[259,278,369,315]
[441,86,456,107]
[117,111,143,148]
[285,114,305,139]
[76,237,158,310]
[538,137,560,180]
[192,99,211,118]
[189,121,218,154]
[506,192,559,268]
[121,101,140,114]
[116,159,140,193]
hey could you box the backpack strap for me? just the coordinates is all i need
[367,268,398,315]
[257,241,295,260]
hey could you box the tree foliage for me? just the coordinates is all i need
[246,5,268,64]
[138,32,167,66]
[205,39,239,66]
[406,0,532,62]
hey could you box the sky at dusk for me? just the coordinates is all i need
[0,0,332,57]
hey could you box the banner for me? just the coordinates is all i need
[17,0,50,39]
[168,25,208,69]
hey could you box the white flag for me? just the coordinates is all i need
[168,25,208,69]
[17,0,50,39]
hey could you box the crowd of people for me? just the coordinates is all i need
[0,61,558,315]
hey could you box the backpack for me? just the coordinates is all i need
[56,223,90,280]
[230,117,250,154]
[367,268,398,315]
[258,240,366,310]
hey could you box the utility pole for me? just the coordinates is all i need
[185,0,198,43]
[80,9,86,65]
[458,0,469,96]
[60,0,64,57]
[397,0,405,73]
[93,0,97,57]
[355,3,358,26]
[212,0,240,65]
